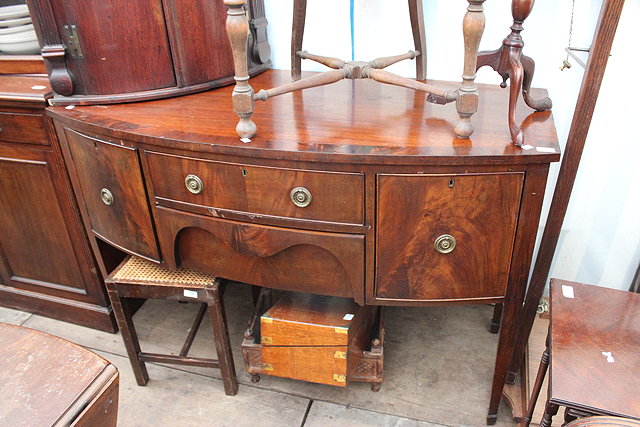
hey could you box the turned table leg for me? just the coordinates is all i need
[225,0,256,139]
[455,0,485,139]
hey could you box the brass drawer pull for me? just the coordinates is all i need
[290,187,312,208]
[100,188,114,205]
[185,174,203,194]
[434,234,456,254]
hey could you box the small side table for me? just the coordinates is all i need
[525,279,640,426]
[0,323,119,426]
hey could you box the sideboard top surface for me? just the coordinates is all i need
[0,75,51,105]
[48,70,560,165]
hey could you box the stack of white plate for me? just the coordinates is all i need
[0,4,39,55]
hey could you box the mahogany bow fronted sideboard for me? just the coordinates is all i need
[48,70,560,423]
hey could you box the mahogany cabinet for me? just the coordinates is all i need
[48,70,560,421]
[26,0,270,105]
[0,74,115,331]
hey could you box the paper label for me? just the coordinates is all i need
[240,137,251,143]
[65,105,76,110]
[343,313,354,321]
[521,144,534,150]
[183,289,198,298]
[602,351,615,363]
[561,285,574,299]
[31,85,47,90]
[536,146,556,153]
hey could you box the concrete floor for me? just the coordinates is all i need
[1,283,516,427]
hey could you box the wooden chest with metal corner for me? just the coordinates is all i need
[242,289,384,391]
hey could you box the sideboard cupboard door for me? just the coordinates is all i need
[62,129,160,262]
[375,173,524,303]
[45,0,176,95]
[0,147,100,302]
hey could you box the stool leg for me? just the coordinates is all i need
[207,281,238,396]
[408,0,427,80]
[107,287,149,386]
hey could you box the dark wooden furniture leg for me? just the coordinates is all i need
[106,283,149,386]
[291,0,307,81]
[408,0,427,80]
[523,330,550,426]
[540,401,559,427]
[206,280,239,396]
[490,303,503,333]
[476,0,552,146]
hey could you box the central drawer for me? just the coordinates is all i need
[144,151,365,225]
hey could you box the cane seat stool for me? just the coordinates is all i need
[105,256,238,396]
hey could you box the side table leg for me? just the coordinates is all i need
[225,0,256,139]
[455,0,486,139]
[521,54,552,111]
[507,50,525,146]
[524,345,550,426]
[539,402,559,427]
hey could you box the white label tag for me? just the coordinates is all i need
[240,137,251,143]
[343,313,354,321]
[65,105,76,110]
[183,289,198,298]
[31,85,47,90]
[561,285,574,299]
[521,144,534,150]
[601,351,615,363]
[536,146,556,153]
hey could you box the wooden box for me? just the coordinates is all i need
[242,291,384,390]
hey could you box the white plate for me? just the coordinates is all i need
[0,39,39,55]
[0,16,31,28]
[0,23,33,35]
[0,5,29,20]
[0,29,36,43]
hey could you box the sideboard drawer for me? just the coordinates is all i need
[63,129,160,261]
[145,151,365,226]
[0,112,48,145]
[154,206,365,302]
[375,172,524,303]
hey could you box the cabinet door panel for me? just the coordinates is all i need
[49,0,176,95]
[63,129,160,261]
[376,173,524,302]
[0,151,87,296]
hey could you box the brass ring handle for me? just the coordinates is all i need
[100,188,114,206]
[185,174,203,194]
[434,234,456,254]
[290,187,312,208]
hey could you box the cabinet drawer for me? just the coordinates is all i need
[0,112,48,145]
[63,129,159,261]
[145,151,364,225]
[375,173,524,302]
[155,206,365,302]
